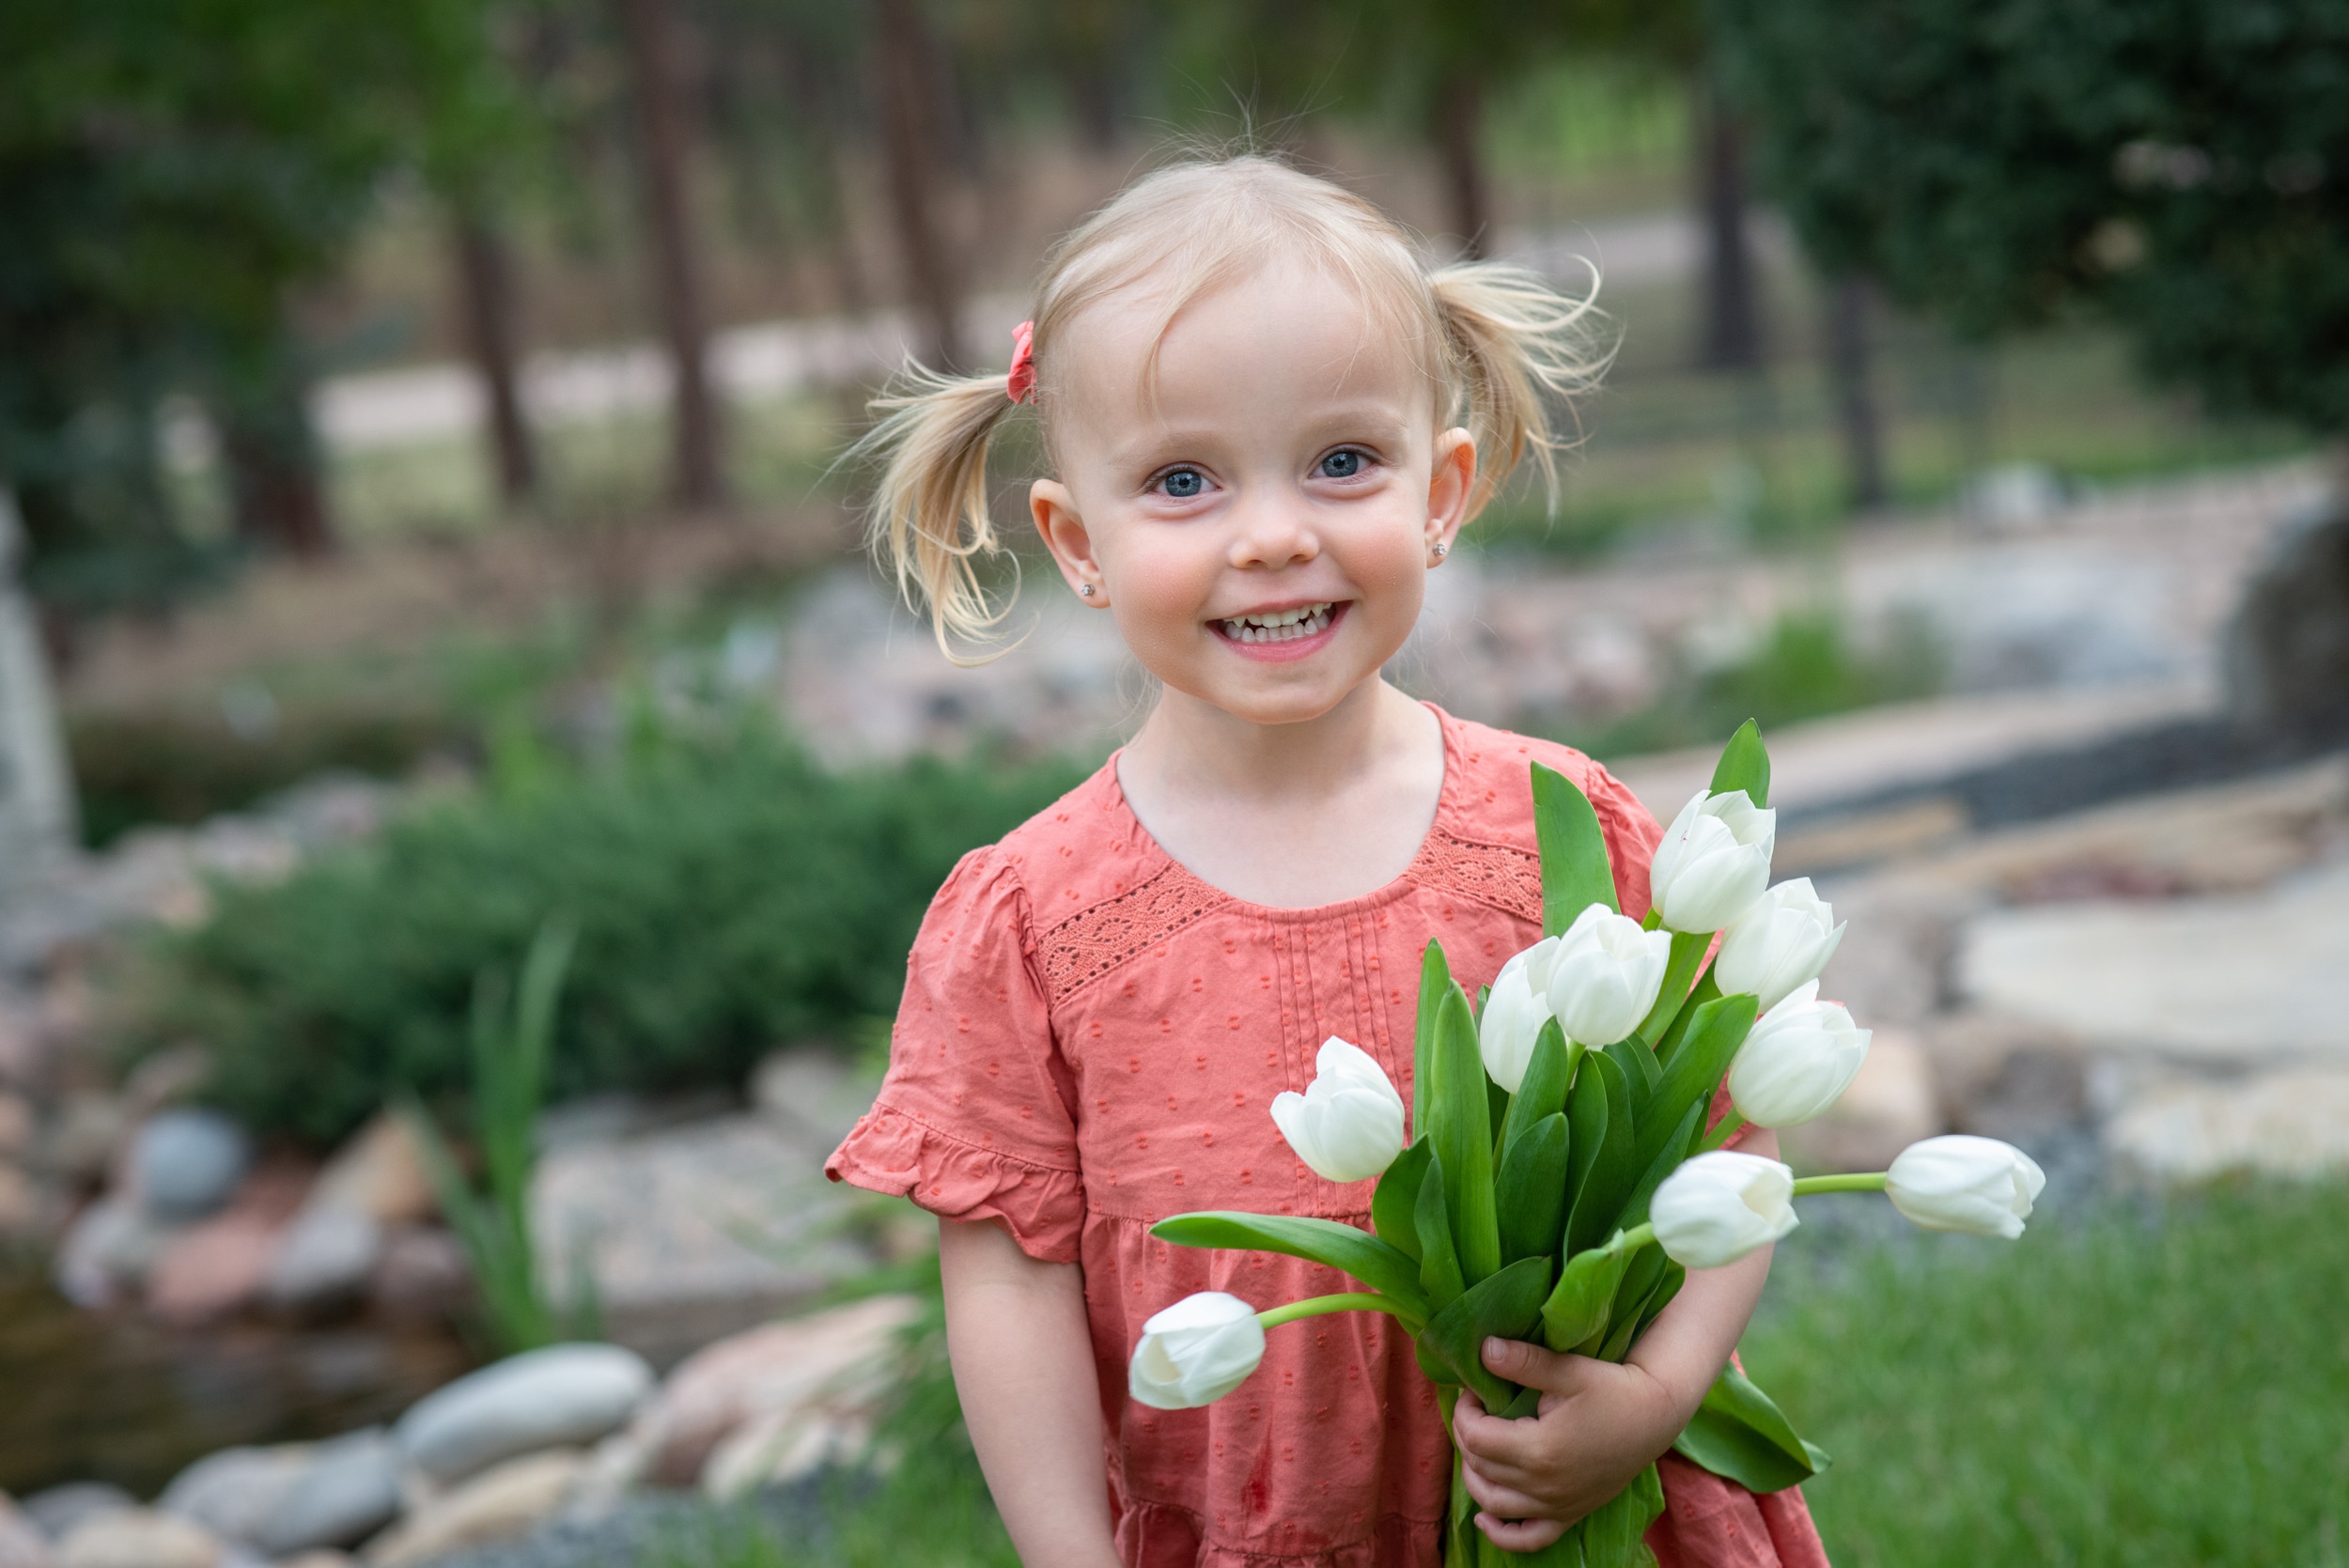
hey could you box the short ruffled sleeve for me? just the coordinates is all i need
[825,846,1086,1263]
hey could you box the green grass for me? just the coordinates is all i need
[1744,1181,2349,1568]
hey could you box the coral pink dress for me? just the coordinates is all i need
[828,707,1828,1568]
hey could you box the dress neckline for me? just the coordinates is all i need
[1101,703,1464,924]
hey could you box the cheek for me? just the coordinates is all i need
[1101,527,1219,639]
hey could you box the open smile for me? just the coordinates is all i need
[1208,600,1348,660]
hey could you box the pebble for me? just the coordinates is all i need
[55,1510,223,1568]
[395,1343,654,1486]
[17,1485,133,1543]
[161,1431,400,1555]
[131,1109,251,1224]
[369,1226,471,1319]
[0,1493,54,1568]
[362,1450,584,1568]
[42,1095,127,1187]
[309,1113,437,1227]
[265,1206,383,1318]
[54,1197,173,1305]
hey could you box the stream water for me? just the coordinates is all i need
[0,1277,471,1498]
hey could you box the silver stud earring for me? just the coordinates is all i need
[1431,539,1449,558]
[1080,582,1097,598]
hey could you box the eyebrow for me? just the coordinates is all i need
[1102,401,1418,470]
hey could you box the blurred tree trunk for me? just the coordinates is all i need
[1434,71,1490,261]
[617,0,725,510]
[1696,75,1764,371]
[219,346,332,557]
[0,489,80,882]
[1824,274,1889,511]
[453,211,538,505]
[872,0,964,368]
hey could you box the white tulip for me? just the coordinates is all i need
[1727,981,1872,1127]
[1478,938,1561,1092]
[1886,1136,2046,1239]
[1128,1292,1267,1409]
[1270,1036,1408,1183]
[1650,1151,1799,1269]
[1649,790,1777,935]
[1544,904,1672,1048]
[1715,878,1847,1013]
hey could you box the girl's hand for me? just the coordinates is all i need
[1450,1338,1697,1552]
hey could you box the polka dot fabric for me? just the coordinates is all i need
[827,707,1827,1568]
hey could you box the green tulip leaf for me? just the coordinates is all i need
[1673,1364,1830,1494]
[1636,1262,1686,1339]
[1634,930,1715,1051]
[1604,1037,1660,1116]
[1633,993,1759,1183]
[1532,761,1619,933]
[1566,1048,1639,1255]
[1654,970,1723,1070]
[1619,1101,1705,1234]
[1496,1112,1572,1264]
[1579,1463,1666,1568]
[1501,1020,1577,1161]
[1598,1240,1671,1362]
[1422,1254,1555,1410]
[1429,978,1501,1283]
[1417,1334,1456,1387]
[1418,1151,1466,1311]
[1152,1213,1427,1318]
[1540,1240,1630,1352]
[1414,941,1452,1136]
[1373,1139,1433,1262]
[1516,1523,1587,1568]
[1708,719,1771,809]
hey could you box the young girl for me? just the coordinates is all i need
[827,156,1828,1568]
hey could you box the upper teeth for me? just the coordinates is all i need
[1220,603,1334,643]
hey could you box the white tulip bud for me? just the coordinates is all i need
[1649,790,1777,935]
[1727,981,1872,1127]
[1128,1292,1268,1409]
[1714,878,1847,1013]
[1650,1150,1799,1269]
[1478,938,1561,1093]
[1545,904,1672,1048]
[1886,1136,2046,1239]
[1270,1036,1408,1183]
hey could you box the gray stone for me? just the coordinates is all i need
[54,1510,221,1568]
[54,1197,172,1308]
[369,1225,471,1319]
[0,1492,54,1568]
[264,1205,383,1318]
[749,1046,878,1145]
[2226,498,2349,727]
[160,1431,399,1555]
[131,1109,252,1223]
[0,492,78,896]
[41,1094,127,1186]
[17,1486,134,1545]
[2104,1064,2349,1182]
[1957,856,2349,1063]
[364,1450,585,1567]
[395,1343,653,1486]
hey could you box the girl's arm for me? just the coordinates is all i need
[938,1217,1123,1568]
[1449,1126,1783,1552]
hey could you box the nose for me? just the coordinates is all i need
[1224,487,1320,571]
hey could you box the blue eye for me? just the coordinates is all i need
[1161,468,1205,498]
[1319,449,1364,479]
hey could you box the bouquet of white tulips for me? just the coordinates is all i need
[1130,723,2046,1567]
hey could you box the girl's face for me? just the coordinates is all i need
[1030,258,1475,728]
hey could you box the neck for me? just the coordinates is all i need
[1125,675,1425,807]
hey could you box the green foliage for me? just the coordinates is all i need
[1714,0,2349,436]
[133,727,1085,1145]
[1747,1181,2349,1567]
[404,919,592,1355]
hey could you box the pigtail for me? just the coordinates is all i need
[852,363,1026,662]
[1427,262,1610,519]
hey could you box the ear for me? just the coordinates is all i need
[1426,427,1476,563]
[1031,478,1110,606]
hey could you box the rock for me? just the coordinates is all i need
[560,1430,648,1524]
[2104,1064,2349,1182]
[146,1162,313,1324]
[17,1485,134,1543]
[54,1510,222,1568]
[360,1450,583,1568]
[1958,857,2349,1062]
[394,1343,654,1486]
[121,1045,214,1120]
[0,1493,55,1568]
[273,1555,355,1568]
[0,1094,31,1161]
[369,1226,471,1320]
[54,1197,173,1307]
[636,1295,920,1486]
[0,1166,40,1241]
[1781,1030,1944,1175]
[131,1109,252,1223]
[2227,500,2349,728]
[749,1047,878,1145]
[309,1114,436,1228]
[265,1206,383,1319]
[42,1095,126,1186]
[0,988,40,1088]
[160,1431,400,1556]
[702,1407,867,1500]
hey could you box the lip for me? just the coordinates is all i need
[1208,599,1350,663]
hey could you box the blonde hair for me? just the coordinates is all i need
[856,154,1606,659]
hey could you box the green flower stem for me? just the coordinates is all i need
[1700,1111,1749,1153]
[1792,1172,1890,1196]
[1610,1222,1657,1255]
[1641,907,1666,932]
[1256,1293,1419,1333]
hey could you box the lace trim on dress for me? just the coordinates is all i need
[1404,829,1543,924]
[1037,861,1234,1007]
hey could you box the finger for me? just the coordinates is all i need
[1458,1463,1550,1521]
[1482,1335,1598,1398]
[1476,1513,1569,1552]
[1451,1400,1542,1470]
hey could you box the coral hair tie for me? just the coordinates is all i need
[1006,319,1038,404]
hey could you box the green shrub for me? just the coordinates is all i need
[135,728,1087,1145]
